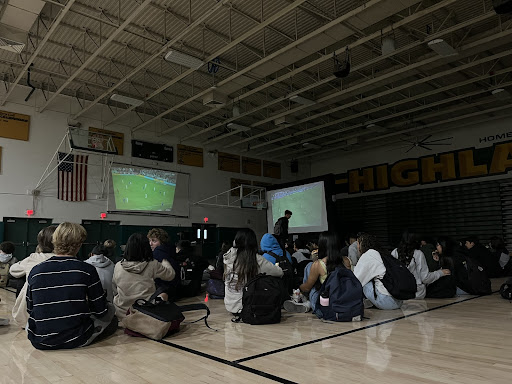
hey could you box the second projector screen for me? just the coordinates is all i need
[267,181,328,234]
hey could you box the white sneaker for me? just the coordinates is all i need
[284,300,311,313]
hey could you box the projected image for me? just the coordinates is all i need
[111,167,176,212]
[267,181,328,233]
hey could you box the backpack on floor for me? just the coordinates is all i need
[206,278,225,299]
[123,299,212,340]
[380,252,417,300]
[462,256,492,295]
[241,274,282,325]
[426,275,457,298]
[268,250,295,296]
[318,267,364,322]
[500,278,512,300]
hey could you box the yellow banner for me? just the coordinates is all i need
[0,110,30,141]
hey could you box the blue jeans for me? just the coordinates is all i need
[303,262,322,317]
[363,282,402,310]
[456,287,470,295]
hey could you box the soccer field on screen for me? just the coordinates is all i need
[271,183,323,228]
[112,174,176,211]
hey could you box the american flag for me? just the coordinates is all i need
[58,152,88,201]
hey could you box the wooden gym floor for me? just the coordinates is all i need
[1,279,511,384]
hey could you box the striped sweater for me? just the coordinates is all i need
[26,256,108,350]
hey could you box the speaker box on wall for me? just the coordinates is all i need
[291,160,299,173]
[493,0,512,14]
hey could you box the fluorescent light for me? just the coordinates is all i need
[302,142,321,149]
[289,95,316,106]
[164,50,204,69]
[491,88,511,100]
[427,39,458,57]
[110,94,144,107]
[227,123,251,132]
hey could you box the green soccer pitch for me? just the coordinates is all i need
[271,183,323,228]
[112,174,176,211]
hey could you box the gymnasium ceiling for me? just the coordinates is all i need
[1,0,512,162]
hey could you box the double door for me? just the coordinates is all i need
[3,217,54,260]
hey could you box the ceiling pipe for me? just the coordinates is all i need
[24,64,36,102]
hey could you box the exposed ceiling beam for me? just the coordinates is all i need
[179,0,460,141]
[0,0,76,106]
[37,0,154,112]
[72,0,230,119]
[106,0,312,129]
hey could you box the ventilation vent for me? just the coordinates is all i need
[203,90,227,107]
[0,36,25,54]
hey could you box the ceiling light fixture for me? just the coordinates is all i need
[491,88,511,100]
[110,94,144,107]
[164,50,204,69]
[366,123,388,132]
[227,123,251,132]
[427,39,458,57]
[289,95,316,106]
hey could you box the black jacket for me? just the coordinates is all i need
[274,216,289,237]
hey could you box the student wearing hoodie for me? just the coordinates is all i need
[9,226,57,327]
[86,244,115,302]
[391,232,450,299]
[113,233,175,320]
[224,229,283,315]
[354,234,402,310]
[260,233,293,265]
[147,228,180,301]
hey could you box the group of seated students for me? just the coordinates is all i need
[221,229,512,316]
[0,223,204,350]
[1,223,510,350]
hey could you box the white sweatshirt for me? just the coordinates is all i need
[353,249,391,296]
[223,247,283,314]
[391,248,444,299]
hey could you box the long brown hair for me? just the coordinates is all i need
[231,228,259,290]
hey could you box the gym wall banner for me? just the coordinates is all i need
[335,140,512,194]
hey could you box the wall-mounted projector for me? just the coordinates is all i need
[110,94,144,107]
[164,50,204,69]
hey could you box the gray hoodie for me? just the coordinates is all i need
[223,247,283,314]
[85,254,115,303]
[112,259,175,320]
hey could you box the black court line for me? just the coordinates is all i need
[0,287,16,294]
[234,292,497,364]
[157,339,298,384]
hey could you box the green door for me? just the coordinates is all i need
[3,217,54,260]
[80,220,120,260]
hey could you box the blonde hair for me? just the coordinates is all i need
[52,222,87,256]
[104,239,116,248]
[147,228,169,244]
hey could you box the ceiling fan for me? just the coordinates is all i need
[397,134,453,153]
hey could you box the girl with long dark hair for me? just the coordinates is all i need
[354,233,402,310]
[224,228,283,315]
[392,232,450,299]
[285,232,350,315]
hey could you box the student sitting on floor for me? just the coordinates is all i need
[354,233,403,310]
[224,228,283,315]
[147,228,180,301]
[260,233,293,264]
[0,241,18,287]
[113,233,175,320]
[9,225,57,327]
[391,232,451,299]
[85,244,115,302]
[26,222,117,350]
[291,238,312,283]
[489,236,512,276]
[285,232,351,314]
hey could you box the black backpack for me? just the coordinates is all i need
[462,256,492,295]
[380,252,417,300]
[241,274,282,325]
[318,267,364,322]
[268,250,295,296]
[273,219,283,236]
[500,278,512,300]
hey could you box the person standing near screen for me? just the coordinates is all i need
[274,210,292,253]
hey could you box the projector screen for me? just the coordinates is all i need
[267,181,328,234]
[108,165,189,217]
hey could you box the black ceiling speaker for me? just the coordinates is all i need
[493,0,512,13]
[333,47,351,78]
